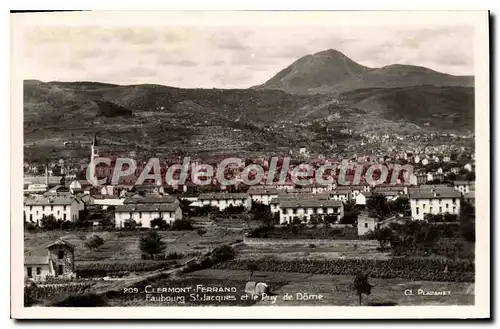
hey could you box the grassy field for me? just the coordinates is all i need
[188,269,474,306]
[24,227,244,264]
[235,240,390,261]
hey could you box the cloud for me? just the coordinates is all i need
[22,25,474,88]
[209,31,250,50]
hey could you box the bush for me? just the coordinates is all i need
[76,260,172,277]
[50,293,107,307]
[213,257,474,282]
[171,219,194,231]
[84,235,104,250]
[150,217,169,230]
[139,231,166,258]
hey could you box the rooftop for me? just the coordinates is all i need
[116,203,180,212]
[24,195,79,206]
[280,199,343,209]
[198,193,249,200]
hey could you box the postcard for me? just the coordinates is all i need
[10,10,490,319]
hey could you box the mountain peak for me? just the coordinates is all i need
[254,49,369,94]
[313,49,348,57]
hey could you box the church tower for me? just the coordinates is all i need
[89,134,99,182]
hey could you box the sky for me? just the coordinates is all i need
[22,25,474,89]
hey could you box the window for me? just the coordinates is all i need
[423,204,426,209]
[416,207,419,215]
[453,207,456,213]
[36,211,39,215]
[439,207,442,213]
[139,212,142,219]
[43,206,45,211]
[50,205,54,211]
[430,207,433,213]
[63,214,66,221]
[29,214,33,221]
[57,210,60,215]
[452,198,456,204]
[29,206,32,211]
[64,206,67,211]
[446,203,449,209]
[27,267,32,278]
[58,250,64,259]
[58,265,64,276]
[36,267,41,275]
[364,223,368,228]
[292,208,297,215]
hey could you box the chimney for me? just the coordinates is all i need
[45,164,49,187]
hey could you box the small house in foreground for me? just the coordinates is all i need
[24,238,76,282]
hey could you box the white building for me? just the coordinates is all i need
[328,190,350,202]
[93,195,124,208]
[195,193,251,210]
[453,181,475,195]
[409,188,461,220]
[355,191,401,206]
[247,186,282,205]
[279,199,344,224]
[24,195,84,225]
[114,202,182,228]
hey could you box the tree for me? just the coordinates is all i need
[139,231,167,258]
[366,193,391,219]
[123,218,138,230]
[247,263,258,278]
[460,199,475,242]
[365,227,393,250]
[389,197,411,216]
[41,215,60,230]
[150,217,168,230]
[85,235,104,250]
[353,274,373,305]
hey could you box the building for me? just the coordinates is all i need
[279,199,344,224]
[247,186,282,205]
[355,191,401,206]
[114,202,182,228]
[453,180,475,195]
[24,195,85,225]
[24,239,76,282]
[92,194,124,208]
[328,190,350,202]
[357,212,376,236]
[409,188,461,220]
[270,193,329,214]
[195,193,251,210]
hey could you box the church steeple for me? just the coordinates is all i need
[91,133,99,160]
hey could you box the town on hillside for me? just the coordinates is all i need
[18,12,483,313]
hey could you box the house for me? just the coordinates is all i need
[453,180,475,195]
[335,185,370,200]
[25,239,76,282]
[195,193,251,210]
[114,202,182,228]
[247,186,282,205]
[279,199,344,224]
[328,189,350,202]
[464,163,473,172]
[357,212,376,236]
[24,195,85,225]
[372,185,407,195]
[69,180,90,194]
[270,193,329,214]
[92,194,124,208]
[463,191,475,205]
[355,191,400,206]
[409,187,461,220]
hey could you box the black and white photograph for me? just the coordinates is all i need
[10,10,490,319]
